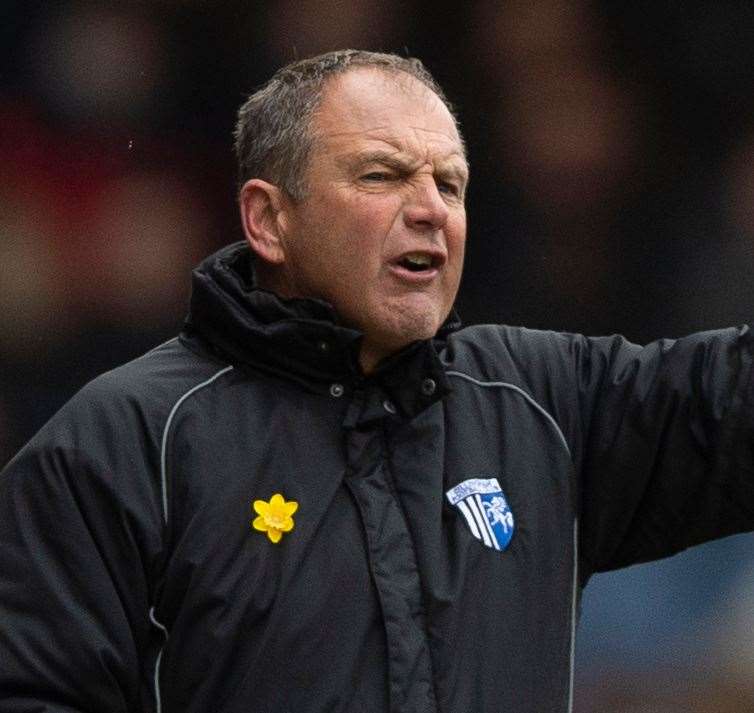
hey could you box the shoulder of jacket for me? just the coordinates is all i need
[59,337,235,435]
[444,324,582,378]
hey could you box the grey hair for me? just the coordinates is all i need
[233,49,462,201]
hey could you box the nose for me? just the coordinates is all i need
[403,177,449,232]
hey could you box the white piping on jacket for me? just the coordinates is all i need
[445,370,571,456]
[445,370,578,713]
[149,607,168,713]
[139,337,180,360]
[153,364,233,712]
[568,517,579,713]
[159,365,234,524]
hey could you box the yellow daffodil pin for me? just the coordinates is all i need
[252,493,298,543]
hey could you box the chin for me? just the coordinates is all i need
[359,310,442,373]
[380,308,442,347]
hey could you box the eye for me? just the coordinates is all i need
[360,172,394,183]
[437,180,460,196]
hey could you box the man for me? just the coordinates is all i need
[1,49,753,713]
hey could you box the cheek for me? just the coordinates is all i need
[443,217,466,298]
[447,216,467,264]
[319,192,393,246]
[349,196,400,240]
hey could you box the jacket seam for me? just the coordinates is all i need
[159,365,234,525]
[445,370,571,459]
[138,337,180,360]
[567,517,579,713]
[149,607,168,713]
[152,364,234,713]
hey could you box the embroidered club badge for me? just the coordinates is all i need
[446,478,515,551]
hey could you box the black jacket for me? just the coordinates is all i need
[2,242,753,713]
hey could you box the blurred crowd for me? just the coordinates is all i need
[2,1,754,710]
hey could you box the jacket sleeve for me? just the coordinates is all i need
[563,325,754,577]
[0,379,165,712]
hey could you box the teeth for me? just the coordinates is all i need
[402,252,432,268]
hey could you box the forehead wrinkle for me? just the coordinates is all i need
[316,106,462,151]
[400,125,467,168]
[312,77,467,172]
[321,122,459,147]
[352,130,466,165]
[343,148,416,171]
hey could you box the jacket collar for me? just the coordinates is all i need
[184,242,461,418]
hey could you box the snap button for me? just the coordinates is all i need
[329,383,344,398]
[317,340,330,353]
[421,377,436,396]
[383,399,397,414]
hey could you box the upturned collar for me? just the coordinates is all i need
[184,242,460,418]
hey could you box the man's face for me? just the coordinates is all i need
[277,68,468,372]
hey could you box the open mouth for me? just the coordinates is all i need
[396,252,438,273]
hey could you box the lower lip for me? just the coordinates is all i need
[387,263,440,284]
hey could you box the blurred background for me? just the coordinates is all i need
[2,1,754,709]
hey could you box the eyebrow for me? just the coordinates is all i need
[343,149,469,184]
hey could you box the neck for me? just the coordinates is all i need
[358,337,407,375]
[359,349,381,375]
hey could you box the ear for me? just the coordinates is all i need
[238,179,290,265]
